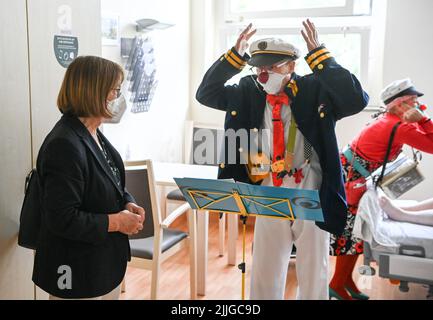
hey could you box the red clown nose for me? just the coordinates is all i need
[258,71,269,83]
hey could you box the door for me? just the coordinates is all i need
[0,0,101,299]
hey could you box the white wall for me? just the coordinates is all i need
[189,0,226,127]
[0,0,34,300]
[101,0,191,163]
[337,0,433,201]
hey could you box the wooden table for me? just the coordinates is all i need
[153,162,238,296]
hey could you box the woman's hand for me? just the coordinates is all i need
[234,23,257,56]
[301,19,321,52]
[109,210,144,235]
[125,202,145,224]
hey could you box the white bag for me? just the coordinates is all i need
[373,153,424,199]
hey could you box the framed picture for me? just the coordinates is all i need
[101,13,119,46]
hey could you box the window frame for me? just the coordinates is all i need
[223,0,372,21]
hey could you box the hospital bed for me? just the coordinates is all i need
[354,188,433,298]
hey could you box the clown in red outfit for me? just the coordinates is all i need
[329,78,433,300]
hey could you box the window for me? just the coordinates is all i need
[216,0,386,109]
[224,27,368,88]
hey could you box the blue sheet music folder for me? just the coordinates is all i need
[173,178,324,222]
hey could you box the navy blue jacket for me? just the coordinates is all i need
[196,46,369,235]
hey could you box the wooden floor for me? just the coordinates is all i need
[120,214,429,300]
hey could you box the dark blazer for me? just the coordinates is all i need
[32,113,135,298]
[196,46,369,235]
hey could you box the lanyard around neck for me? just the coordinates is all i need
[286,115,297,154]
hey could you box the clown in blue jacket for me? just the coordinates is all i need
[196,20,369,299]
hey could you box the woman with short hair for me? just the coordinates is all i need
[33,56,145,300]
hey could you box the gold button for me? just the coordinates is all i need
[231,111,237,116]
[317,64,324,70]
[220,163,225,169]
[253,128,258,132]
[320,112,325,118]
[239,148,244,153]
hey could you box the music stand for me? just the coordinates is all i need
[174,178,324,300]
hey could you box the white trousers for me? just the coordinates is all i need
[250,218,330,300]
[49,284,121,300]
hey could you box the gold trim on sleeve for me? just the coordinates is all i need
[224,53,244,70]
[309,53,332,70]
[306,48,329,64]
[228,49,246,66]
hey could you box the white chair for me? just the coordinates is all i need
[123,159,197,300]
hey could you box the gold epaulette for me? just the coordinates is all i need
[287,80,298,97]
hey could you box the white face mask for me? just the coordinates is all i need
[104,95,127,124]
[258,71,288,95]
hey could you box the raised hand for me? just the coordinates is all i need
[301,19,321,52]
[235,23,257,56]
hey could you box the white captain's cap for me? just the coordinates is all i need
[380,78,424,105]
[248,38,300,67]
